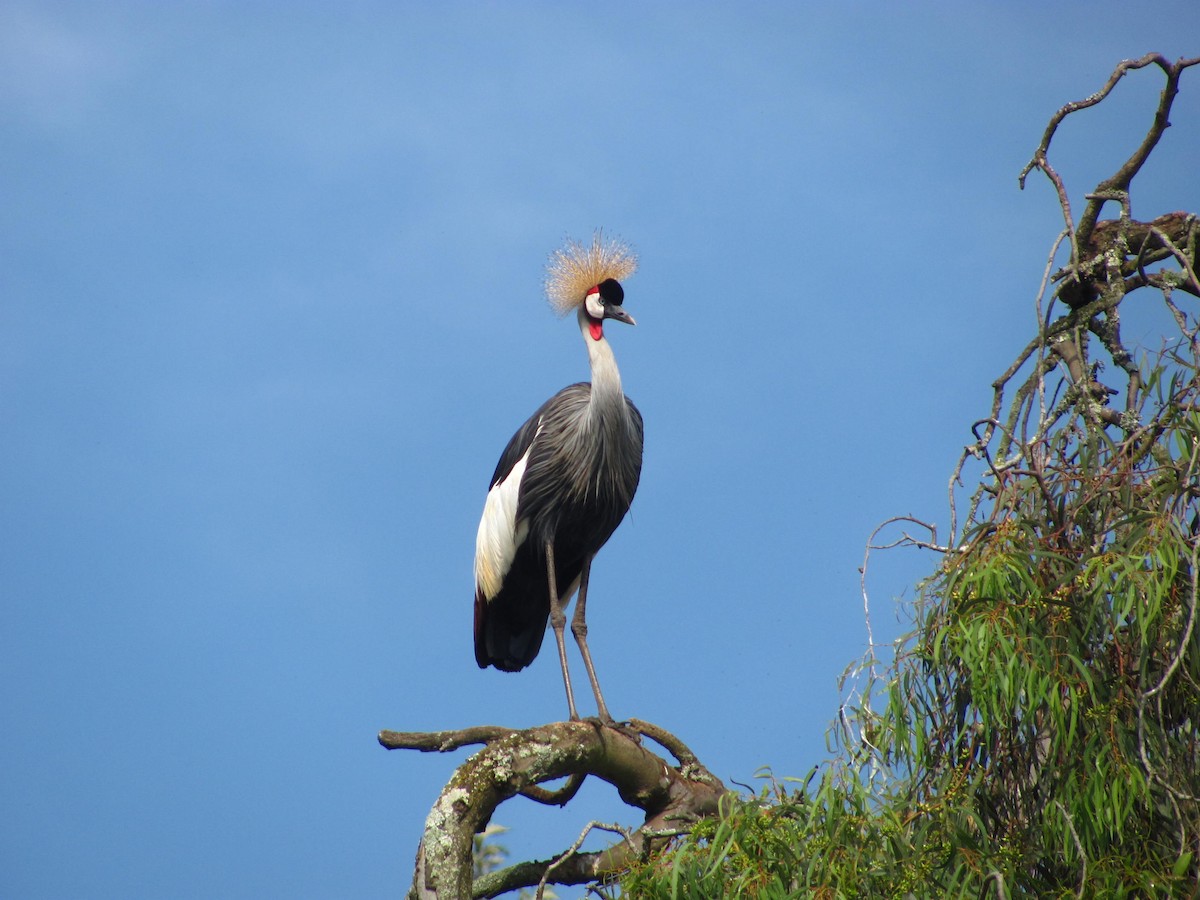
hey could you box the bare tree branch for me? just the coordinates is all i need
[1019,55,1200,317]
[378,725,515,752]
[1077,56,1200,248]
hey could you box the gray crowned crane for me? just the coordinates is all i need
[474,234,642,723]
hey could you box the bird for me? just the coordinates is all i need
[473,233,643,723]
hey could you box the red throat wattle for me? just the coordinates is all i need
[588,318,604,341]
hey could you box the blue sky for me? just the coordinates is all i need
[3,3,1199,897]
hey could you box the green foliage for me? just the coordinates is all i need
[623,352,1200,900]
[620,61,1200,900]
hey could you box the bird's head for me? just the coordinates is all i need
[583,279,636,340]
[545,232,638,341]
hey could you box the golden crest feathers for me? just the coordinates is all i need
[544,232,638,315]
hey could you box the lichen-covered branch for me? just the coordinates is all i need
[380,719,729,899]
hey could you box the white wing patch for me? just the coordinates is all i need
[475,444,533,601]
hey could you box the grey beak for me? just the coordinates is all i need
[603,306,636,326]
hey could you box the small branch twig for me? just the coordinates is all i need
[1151,225,1200,297]
[378,724,515,752]
[536,822,632,900]
[1055,800,1088,900]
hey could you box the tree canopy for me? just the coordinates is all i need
[623,53,1200,899]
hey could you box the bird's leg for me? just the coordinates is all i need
[571,555,613,723]
[545,542,580,722]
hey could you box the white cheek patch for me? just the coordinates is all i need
[584,290,605,319]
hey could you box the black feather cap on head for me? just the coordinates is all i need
[597,278,625,306]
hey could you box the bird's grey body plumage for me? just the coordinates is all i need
[474,378,643,671]
[473,234,641,720]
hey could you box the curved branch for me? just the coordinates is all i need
[384,719,730,899]
[625,718,723,787]
[519,772,586,806]
[1018,53,1164,190]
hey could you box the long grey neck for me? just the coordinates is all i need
[577,306,625,410]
